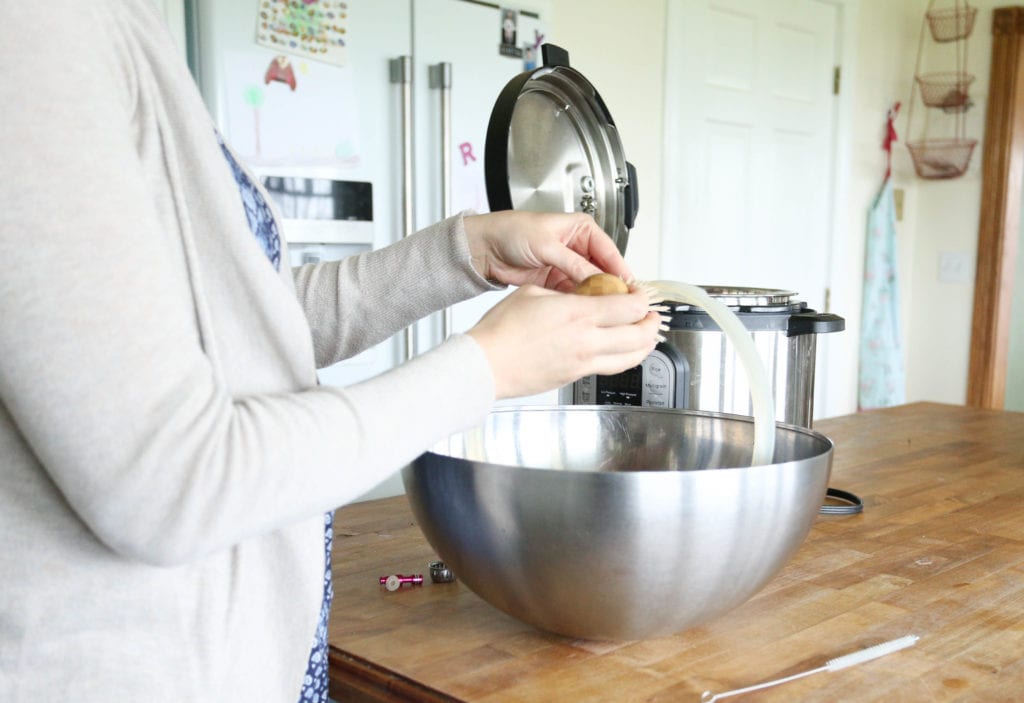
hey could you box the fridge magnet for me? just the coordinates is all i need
[458,141,477,167]
[499,8,522,59]
[256,0,348,67]
[264,55,297,90]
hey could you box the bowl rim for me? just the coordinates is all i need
[418,404,835,475]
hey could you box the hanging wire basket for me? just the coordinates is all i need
[915,72,974,111]
[905,2,977,180]
[926,4,977,42]
[906,138,978,179]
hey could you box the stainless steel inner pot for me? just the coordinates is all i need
[404,406,833,641]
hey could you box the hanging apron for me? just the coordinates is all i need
[859,176,907,409]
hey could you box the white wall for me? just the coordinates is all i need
[837,0,926,414]
[900,1,994,406]
[788,0,1008,410]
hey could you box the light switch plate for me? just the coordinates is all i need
[938,251,972,284]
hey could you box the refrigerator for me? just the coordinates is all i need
[185,0,552,497]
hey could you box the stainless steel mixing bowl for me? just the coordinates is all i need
[402,406,833,641]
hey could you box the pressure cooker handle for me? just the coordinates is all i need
[788,311,845,337]
[625,161,639,230]
[541,44,571,68]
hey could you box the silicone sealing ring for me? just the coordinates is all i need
[429,560,455,583]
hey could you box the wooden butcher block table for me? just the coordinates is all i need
[327,402,1024,702]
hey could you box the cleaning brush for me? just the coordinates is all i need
[700,634,920,702]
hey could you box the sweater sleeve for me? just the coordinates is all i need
[0,2,495,566]
[291,211,501,368]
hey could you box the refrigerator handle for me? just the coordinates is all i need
[430,62,454,339]
[390,56,415,361]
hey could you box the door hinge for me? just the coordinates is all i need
[833,66,841,95]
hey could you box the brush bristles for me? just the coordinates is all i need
[623,279,671,325]
[637,281,667,305]
[826,635,920,672]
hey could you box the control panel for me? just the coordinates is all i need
[572,344,688,408]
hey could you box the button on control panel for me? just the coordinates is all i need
[573,345,687,408]
[575,374,596,403]
[641,351,672,407]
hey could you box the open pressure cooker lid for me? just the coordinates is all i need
[484,44,638,254]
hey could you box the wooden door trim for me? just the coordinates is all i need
[968,6,1024,408]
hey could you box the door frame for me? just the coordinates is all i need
[821,0,857,419]
[968,6,1024,409]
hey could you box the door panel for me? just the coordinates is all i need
[663,0,839,418]
[663,0,837,310]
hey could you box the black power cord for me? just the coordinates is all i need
[819,487,863,515]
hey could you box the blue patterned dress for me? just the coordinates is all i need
[218,135,333,703]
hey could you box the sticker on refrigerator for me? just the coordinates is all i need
[499,8,522,58]
[224,50,361,167]
[454,141,487,213]
[458,142,477,167]
[264,56,297,90]
[256,0,348,67]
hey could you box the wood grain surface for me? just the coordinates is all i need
[327,403,1024,702]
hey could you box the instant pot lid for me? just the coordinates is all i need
[484,44,638,254]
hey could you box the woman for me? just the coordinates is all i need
[0,2,660,701]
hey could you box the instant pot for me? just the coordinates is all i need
[485,45,844,428]
[568,287,843,427]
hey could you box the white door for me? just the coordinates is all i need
[662,0,839,416]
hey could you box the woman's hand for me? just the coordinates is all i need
[466,284,661,400]
[464,211,632,292]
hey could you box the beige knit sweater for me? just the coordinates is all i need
[0,2,496,700]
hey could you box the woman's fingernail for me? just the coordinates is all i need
[656,333,667,343]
